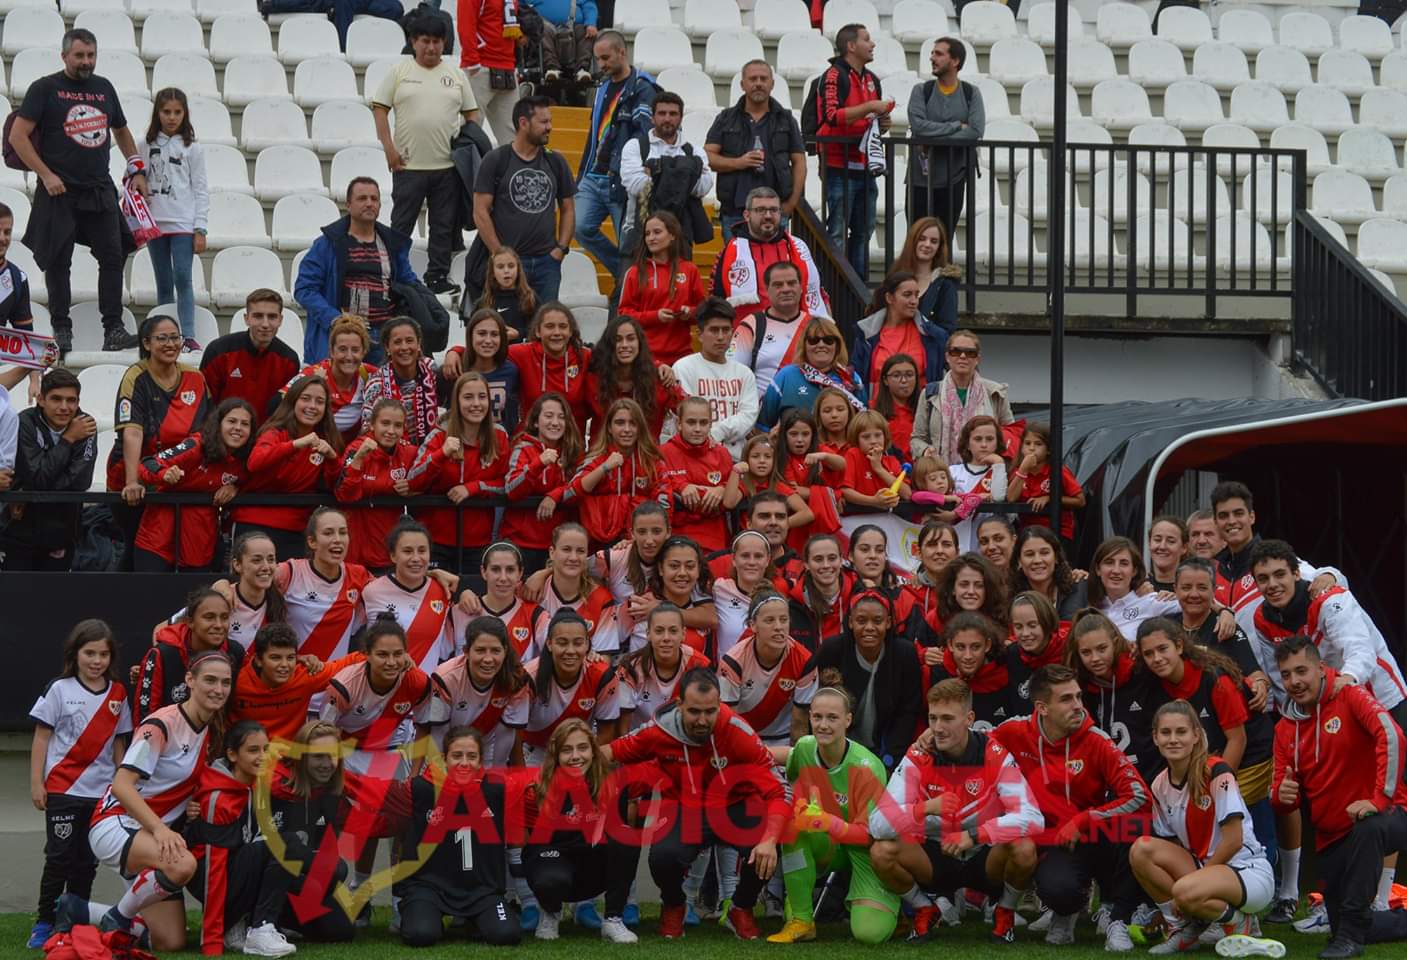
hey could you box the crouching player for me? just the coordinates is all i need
[870,679,1042,944]
[767,684,898,944]
[1131,700,1282,957]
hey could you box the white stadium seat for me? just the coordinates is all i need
[1193,42,1250,92]
[212,247,287,307]
[346,19,405,68]
[145,303,219,350]
[881,73,922,128]
[753,0,810,40]
[870,34,910,79]
[99,51,149,99]
[254,144,327,201]
[614,0,672,34]
[682,0,740,38]
[1128,38,1187,88]
[1382,51,1407,90]
[1380,175,1407,220]
[822,0,880,39]
[202,143,254,196]
[1294,86,1354,135]
[1356,218,1407,272]
[1240,167,1295,224]
[1338,14,1393,59]
[330,146,392,201]
[656,68,719,109]
[208,14,273,61]
[234,307,303,359]
[1166,163,1230,222]
[277,15,340,65]
[1228,81,1288,133]
[1217,8,1273,54]
[1270,123,1333,176]
[1129,122,1189,172]
[72,10,137,54]
[959,0,1017,46]
[0,187,30,234]
[122,94,154,129]
[969,212,1041,268]
[1337,128,1399,179]
[1090,78,1152,130]
[891,0,949,45]
[777,31,834,83]
[223,50,302,109]
[196,0,257,22]
[560,252,608,309]
[988,38,1048,87]
[1311,168,1378,222]
[1278,12,1334,59]
[1156,6,1212,51]
[630,27,692,77]
[1316,50,1375,97]
[293,56,360,108]
[1090,168,1152,224]
[1202,122,1262,176]
[78,365,129,426]
[241,97,311,152]
[704,29,764,80]
[1255,45,1313,94]
[150,53,219,99]
[3,7,63,55]
[272,194,339,252]
[188,95,236,146]
[128,0,193,21]
[1132,212,1193,268]
[977,117,1038,173]
[974,76,1012,119]
[1,0,59,11]
[1096,2,1151,49]
[1026,3,1085,47]
[1019,77,1081,129]
[1012,159,1075,222]
[140,13,204,60]
[1359,89,1407,138]
[1066,119,1113,172]
[362,58,401,103]
[1213,212,1274,269]
[680,108,718,147]
[1067,39,1118,88]
[731,71,793,110]
[310,100,379,153]
[6,244,43,303]
[1162,79,1224,132]
[60,0,123,15]
[206,192,271,249]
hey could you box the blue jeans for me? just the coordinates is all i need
[574,174,624,277]
[146,233,196,340]
[521,253,562,303]
[824,172,878,278]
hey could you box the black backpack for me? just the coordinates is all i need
[633,132,713,246]
[800,66,883,156]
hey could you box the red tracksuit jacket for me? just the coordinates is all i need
[501,435,574,549]
[660,434,734,552]
[408,425,509,550]
[566,447,666,545]
[233,429,341,532]
[334,435,419,568]
[506,341,592,431]
[136,433,247,567]
[617,259,707,365]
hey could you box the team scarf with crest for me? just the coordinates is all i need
[0,326,58,370]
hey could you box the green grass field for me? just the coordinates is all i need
[0,909,1333,960]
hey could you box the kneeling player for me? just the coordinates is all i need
[1131,700,1282,957]
[870,679,1042,944]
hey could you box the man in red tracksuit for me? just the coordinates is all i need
[604,668,788,942]
[660,396,737,552]
[1271,636,1407,959]
[991,664,1151,951]
[458,0,519,145]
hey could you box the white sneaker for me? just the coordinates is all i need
[1132,903,1160,927]
[1215,934,1287,958]
[1200,923,1228,944]
[1150,922,1207,954]
[601,917,638,943]
[536,910,560,941]
[1293,901,1330,935]
[937,896,962,927]
[242,922,296,957]
[1106,919,1135,952]
[1030,908,1054,933]
[1094,905,1112,935]
[1046,913,1078,946]
[224,919,248,951]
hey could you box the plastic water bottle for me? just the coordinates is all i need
[752,134,765,164]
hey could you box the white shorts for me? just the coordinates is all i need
[88,815,139,872]
[1233,856,1276,915]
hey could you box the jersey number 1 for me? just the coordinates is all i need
[455,827,474,870]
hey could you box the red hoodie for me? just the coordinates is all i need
[566,447,667,545]
[233,428,341,532]
[1271,667,1407,850]
[501,434,575,549]
[992,711,1150,844]
[335,434,418,568]
[408,425,510,550]
[457,0,516,70]
[136,433,247,567]
[583,373,686,441]
[135,624,246,722]
[660,434,734,552]
[617,259,707,365]
[507,341,592,431]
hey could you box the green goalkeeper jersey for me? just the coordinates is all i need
[786,735,888,823]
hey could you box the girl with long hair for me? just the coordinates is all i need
[1009,526,1088,622]
[360,316,443,446]
[814,386,856,485]
[28,621,130,949]
[951,414,1007,553]
[335,397,417,569]
[362,522,458,673]
[1005,591,1069,709]
[1007,422,1085,545]
[453,308,522,433]
[234,375,343,560]
[475,247,537,341]
[134,397,255,571]
[1066,609,1159,777]
[1089,536,1238,642]
[719,591,817,748]
[897,519,961,638]
[772,410,841,546]
[1147,514,1191,592]
[521,610,620,765]
[506,302,594,430]
[889,217,961,337]
[566,398,664,549]
[614,604,712,733]
[617,211,706,365]
[916,552,1008,668]
[909,454,959,524]
[585,314,685,439]
[872,353,921,457]
[140,88,208,351]
[531,523,621,656]
[470,542,542,661]
[427,617,530,769]
[409,371,510,579]
[660,395,740,553]
[289,313,378,445]
[976,516,1017,582]
[646,536,718,660]
[502,392,583,572]
[735,434,813,533]
[137,587,243,721]
[209,531,287,649]
[840,410,911,511]
[924,611,1013,731]
[853,270,948,391]
[785,533,854,652]
[275,506,370,665]
[847,523,902,595]
[712,529,778,653]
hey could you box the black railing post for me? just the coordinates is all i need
[1049,0,1069,538]
[1205,155,1217,319]
[1125,146,1137,319]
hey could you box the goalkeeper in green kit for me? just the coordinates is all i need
[766,684,902,944]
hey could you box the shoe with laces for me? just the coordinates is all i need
[991,906,1017,944]
[518,904,539,932]
[181,337,202,353]
[575,902,603,930]
[1295,901,1330,934]
[724,905,760,941]
[710,897,733,923]
[535,910,560,941]
[1316,937,1363,959]
[51,322,73,356]
[1094,905,1112,935]
[767,919,817,943]
[1150,922,1207,954]
[102,328,140,352]
[242,922,295,957]
[601,916,638,943]
[659,904,687,940]
[27,921,53,949]
[1265,899,1298,924]
[1217,933,1287,958]
[1046,913,1078,946]
[937,896,961,926]
[1107,919,1136,952]
[224,919,248,951]
[1030,908,1054,933]
[909,905,940,942]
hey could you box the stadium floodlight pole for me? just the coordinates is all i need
[1048,0,1069,539]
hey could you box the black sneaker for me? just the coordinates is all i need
[426,277,461,296]
[102,328,140,352]
[51,322,73,356]
[53,893,87,933]
[1318,938,1364,959]
[1264,899,1298,924]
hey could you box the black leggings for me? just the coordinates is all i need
[190,841,295,932]
[648,801,767,910]
[37,795,98,923]
[1036,837,1141,923]
[524,840,640,916]
[399,895,520,948]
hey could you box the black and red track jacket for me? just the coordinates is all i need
[135,623,246,723]
[200,331,300,426]
[136,433,247,567]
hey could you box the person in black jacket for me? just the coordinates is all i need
[2,368,96,571]
[807,589,924,771]
[705,61,807,241]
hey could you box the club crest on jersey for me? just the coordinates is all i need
[1196,794,1213,810]
[711,756,729,770]
[566,365,579,379]
[119,399,132,421]
[491,697,508,708]
[54,822,72,840]
[1067,759,1084,775]
[171,683,189,703]
[779,678,796,691]
[391,468,407,481]
[577,698,596,710]
[707,471,723,484]
[513,627,529,642]
[221,472,239,486]
[634,477,647,490]
[394,701,411,714]
[347,589,359,603]
[430,600,445,614]
[108,699,122,715]
[179,390,196,406]
[1324,716,1342,734]
[728,262,750,286]
[1018,677,1032,700]
[965,777,983,796]
[309,452,324,465]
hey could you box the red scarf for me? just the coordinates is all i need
[942,648,1009,693]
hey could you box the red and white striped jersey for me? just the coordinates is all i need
[1151,757,1264,867]
[30,678,132,798]
[362,575,457,673]
[428,656,529,768]
[594,543,652,649]
[521,658,620,752]
[615,644,712,731]
[93,703,210,826]
[278,559,372,661]
[712,578,753,654]
[532,580,622,656]
[461,597,541,662]
[719,636,817,744]
[320,662,433,748]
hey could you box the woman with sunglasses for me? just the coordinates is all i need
[909,329,1013,463]
[851,271,951,395]
[758,317,866,430]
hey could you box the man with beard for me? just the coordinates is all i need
[619,92,714,256]
[706,61,806,240]
[713,189,830,330]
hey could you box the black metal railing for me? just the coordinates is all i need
[1292,211,1407,400]
[792,199,871,338]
